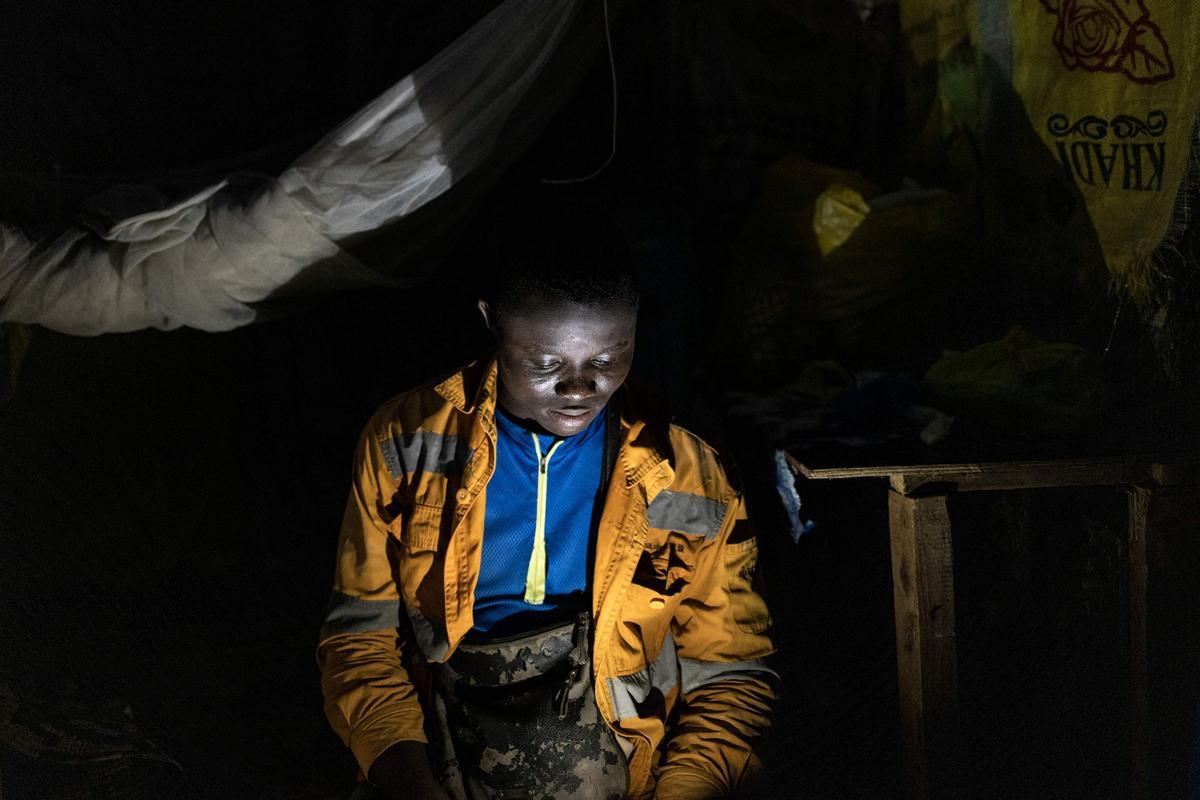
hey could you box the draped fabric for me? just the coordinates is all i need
[0,0,588,335]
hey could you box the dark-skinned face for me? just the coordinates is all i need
[479,297,636,437]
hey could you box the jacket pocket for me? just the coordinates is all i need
[613,532,704,670]
[724,537,772,634]
[398,502,443,552]
[389,502,444,611]
[631,531,702,596]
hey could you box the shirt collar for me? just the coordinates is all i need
[437,356,672,485]
[494,400,608,455]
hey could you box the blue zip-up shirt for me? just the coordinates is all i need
[471,403,607,635]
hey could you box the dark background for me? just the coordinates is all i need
[2,2,1198,798]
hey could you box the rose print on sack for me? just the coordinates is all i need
[1038,0,1174,85]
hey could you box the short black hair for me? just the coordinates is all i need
[481,194,639,316]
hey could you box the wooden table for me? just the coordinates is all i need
[791,454,1198,800]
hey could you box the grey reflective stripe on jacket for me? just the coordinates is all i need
[609,632,779,719]
[609,633,680,719]
[321,592,451,663]
[644,490,729,539]
[680,657,778,694]
[407,605,451,662]
[322,591,400,635]
[379,429,474,479]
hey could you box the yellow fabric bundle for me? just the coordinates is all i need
[902,0,1200,300]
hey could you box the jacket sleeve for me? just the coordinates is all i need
[317,420,426,775]
[656,497,778,800]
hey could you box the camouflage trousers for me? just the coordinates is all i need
[428,612,628,800]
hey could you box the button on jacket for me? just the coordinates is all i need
[318,357,778,799]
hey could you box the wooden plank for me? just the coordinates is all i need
[888,490,961,800]
[1151,461,1200,486]
[797,457,1199,493]
[798,455,1135,481]
[1125,486,1151,800]
[1121,484,1198,800]
[795,455,1165,492]
[891,461,1156,495]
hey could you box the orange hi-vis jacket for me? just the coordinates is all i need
[317,357,778,799]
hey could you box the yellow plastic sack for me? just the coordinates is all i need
[925,326,1104,431]
[1010,0,1200,298]
[725,156,966,377]
[902,0,1200,300]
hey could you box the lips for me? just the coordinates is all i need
[547,406,598,428]
[552,407,594,417]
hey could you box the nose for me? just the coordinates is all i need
[554,371,597,402]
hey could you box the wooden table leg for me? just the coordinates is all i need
[889,489,961,800]
[1125,486,1151,800]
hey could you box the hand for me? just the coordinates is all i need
[368,741,450,800]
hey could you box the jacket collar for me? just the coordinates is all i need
[433,353,498,415]
[434,355,672,488]
[612,385,673,488]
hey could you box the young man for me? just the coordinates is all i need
[318,207,777,799]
